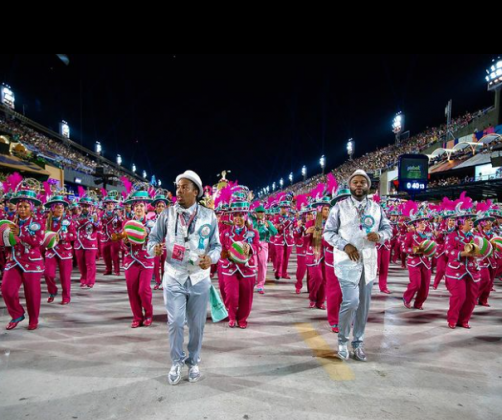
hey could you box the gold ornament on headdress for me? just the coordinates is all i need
[107,190,120,200]
[132,182,150,192]
[16,178,42,193]
[124,182,150,201]
[200,195,215,210]
[217,170,230,181]
[51,186,70,197]
[155,188,170,197]
[215,170,232,191]
[87,190,99,201]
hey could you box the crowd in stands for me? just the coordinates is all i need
[0,117,135,182]
[331,112,477,183]
[1,107,498,199]
[428,176,465,188]
[263,110,487,199]
[428,169,502,188]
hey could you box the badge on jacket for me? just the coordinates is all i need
[28,222,41,234]
[245,231,255,243]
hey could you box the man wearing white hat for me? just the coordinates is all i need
[148,170,222,385]
[324,170,392,362]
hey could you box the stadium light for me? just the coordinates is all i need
[392,112,405,145]
[347,138,354,161]
[1,84,15,110]
[60,121,70,139]
[486,57,502,91]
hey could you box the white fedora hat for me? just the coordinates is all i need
[176,170,204,198]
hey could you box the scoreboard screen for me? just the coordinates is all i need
[398,154,429,192]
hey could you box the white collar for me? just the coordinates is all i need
[176,202,197,215]
[350,196,367,208]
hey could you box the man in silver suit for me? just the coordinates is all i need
[324,169,392,362]
[148,170,221,385]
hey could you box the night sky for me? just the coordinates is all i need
[0,54,497,192]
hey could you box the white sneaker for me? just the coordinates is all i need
[337,344,349,361]
[352,347,367,362]
[188,365,202,383]
[168,363,184,385]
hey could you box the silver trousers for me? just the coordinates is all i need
[338,269,374,349]
[163,276,211,365]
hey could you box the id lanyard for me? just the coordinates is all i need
[352,199,369,231]
[175,205,198,243]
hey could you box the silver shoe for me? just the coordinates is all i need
[337,344,349,361]
[168,363,184,385]
[188,364,202,383]
[352,347,367,362]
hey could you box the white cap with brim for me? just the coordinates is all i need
[348,169,371,189]
[176,170,204,198]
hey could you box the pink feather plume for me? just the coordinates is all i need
[401,200,418,218]
[309,183,326,200]
[326,173,338,196]
[295,194,309,211]
[250,200,261,211]
[215,184,232,207]
[43,181,52,197]
[476,201,491,213]
[455,191,473,210]
[120,176,133,195]
[7,172,23,192]
[78,186,86,198]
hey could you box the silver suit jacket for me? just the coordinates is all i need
[147,203,222,286]
[323,196,392,284]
